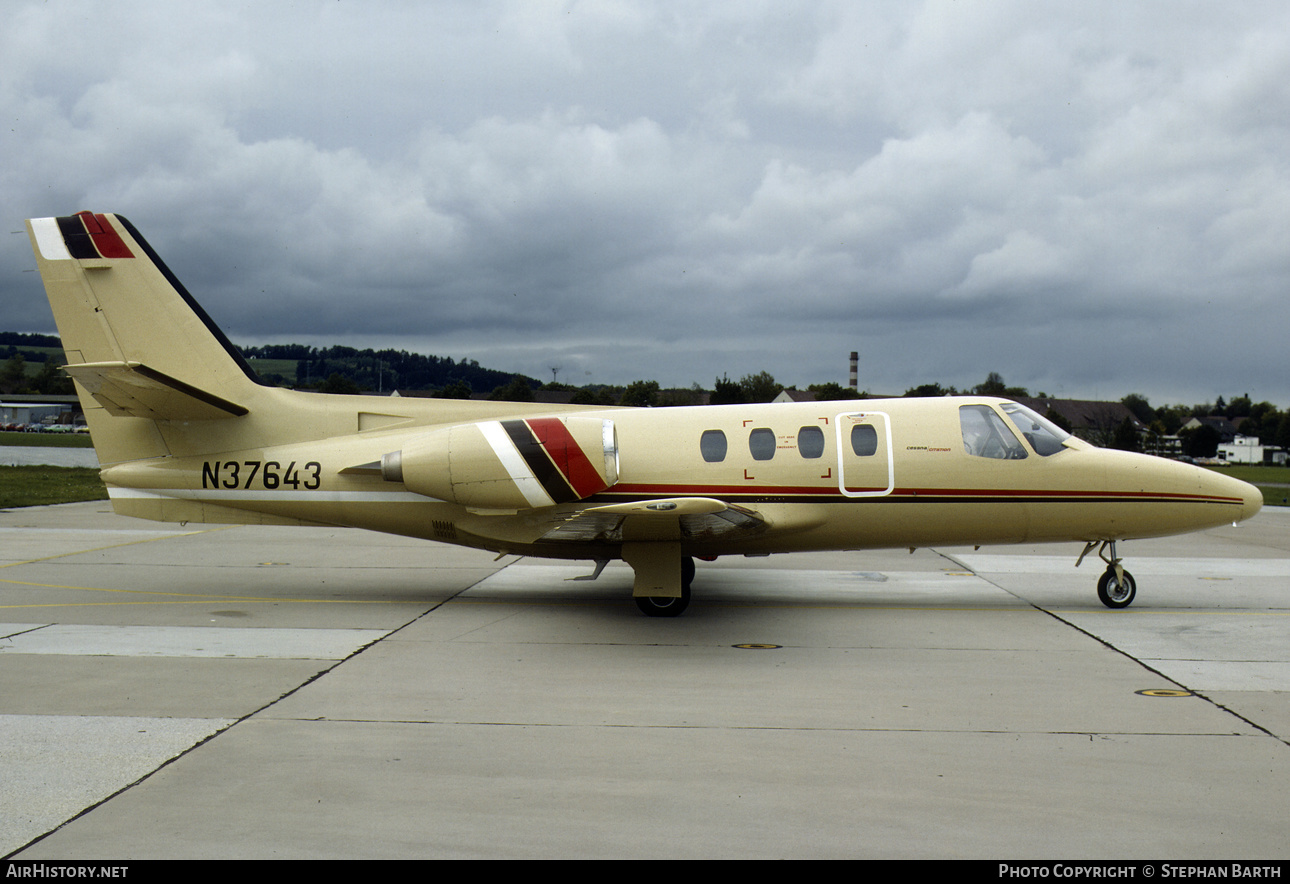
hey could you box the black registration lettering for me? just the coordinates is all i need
[200,459,325,492]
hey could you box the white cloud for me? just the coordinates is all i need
[2,0,1288,406]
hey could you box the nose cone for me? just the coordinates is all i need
[1236,478,1263,522]
[1198,467,1263,524]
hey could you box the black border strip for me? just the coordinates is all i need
[113,215,269,388]
[132,365,250,417]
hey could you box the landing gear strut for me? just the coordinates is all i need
[1079,540,1137,609]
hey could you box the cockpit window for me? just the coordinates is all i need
[1000,403,1070,457]
[960,404,1028,460]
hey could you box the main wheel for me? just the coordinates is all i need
[634,556,696,618]
[1097,567,1136,608]
[635,583,691,617]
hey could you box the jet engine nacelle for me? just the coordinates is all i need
[383,416,618,511]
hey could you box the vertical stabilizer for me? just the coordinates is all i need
[26,212,263,465]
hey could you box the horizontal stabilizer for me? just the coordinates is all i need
[63,361,248,421]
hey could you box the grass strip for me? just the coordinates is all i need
[0,431,94,448]
[0,465,107,509]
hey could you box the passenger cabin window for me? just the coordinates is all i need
[798,426,825,459]
[700,430,727,463]
[749,428,776,461]
[850,424,878,457]
[1000,403,1070,456]
[960,404,1028,459]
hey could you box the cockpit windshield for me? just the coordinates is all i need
[1000,402,1070,456]
[960,404,1028,459]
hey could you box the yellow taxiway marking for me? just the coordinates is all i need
[0,526,229,571]
[0,583,404,608]
[0,527,403,608]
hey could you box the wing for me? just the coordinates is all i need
[537,497,768,544]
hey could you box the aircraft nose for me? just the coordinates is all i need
[1238,478,1263,522]
[1200,468,1262,523]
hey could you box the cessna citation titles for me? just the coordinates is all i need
[27,213,1262,615]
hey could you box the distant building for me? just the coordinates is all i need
[0,394,82,428]
[1218,435,1286,466]
[1012,397,1142,445]
[1180,416,1240,443]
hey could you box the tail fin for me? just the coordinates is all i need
[26,212,264,465]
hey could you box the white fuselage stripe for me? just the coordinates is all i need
[108,488,434,504]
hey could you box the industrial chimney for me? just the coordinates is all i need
[849,351,858,392]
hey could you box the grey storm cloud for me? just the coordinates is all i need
[2,0,1288,406]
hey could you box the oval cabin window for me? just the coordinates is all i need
[700,429,728,463]
[749,428,776,461]
[798,426,825,458]
[851,424,878,457]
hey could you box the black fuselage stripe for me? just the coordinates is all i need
[588,492,1239,506]
[501,420,578,504]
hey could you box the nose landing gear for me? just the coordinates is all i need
[1079,540,1137,609]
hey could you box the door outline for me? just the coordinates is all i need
[836,411,895,498]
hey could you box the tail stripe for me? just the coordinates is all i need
[79,212,135,258]
[57,215,100,259]
[44,212,137,261]
[30,218,72,261]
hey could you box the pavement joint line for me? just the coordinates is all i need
[936,548,1290,749]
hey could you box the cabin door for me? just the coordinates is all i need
[836,411,895,498]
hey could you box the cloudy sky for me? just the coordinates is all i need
[3,1,1288,406]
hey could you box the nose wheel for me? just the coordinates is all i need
[1096,566,1136,608]
[1080,540,1137,609]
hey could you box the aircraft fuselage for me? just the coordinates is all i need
[100,395,1261,561]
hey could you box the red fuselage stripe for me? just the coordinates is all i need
[604,483,1243,505]
[526,417,607,499]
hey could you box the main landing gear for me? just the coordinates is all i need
[634,556,695,618]
[1078,540,1137,609]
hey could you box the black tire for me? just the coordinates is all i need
[635,583,691,617]
[635,557,695,617]
[1097,567,1136,609]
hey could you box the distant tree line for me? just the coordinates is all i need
[0,332,62,348]
[239,343,536,397]
[8,331,1289,454]
[0,351,74,395]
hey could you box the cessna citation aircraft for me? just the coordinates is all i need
[26,212,1263,615]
